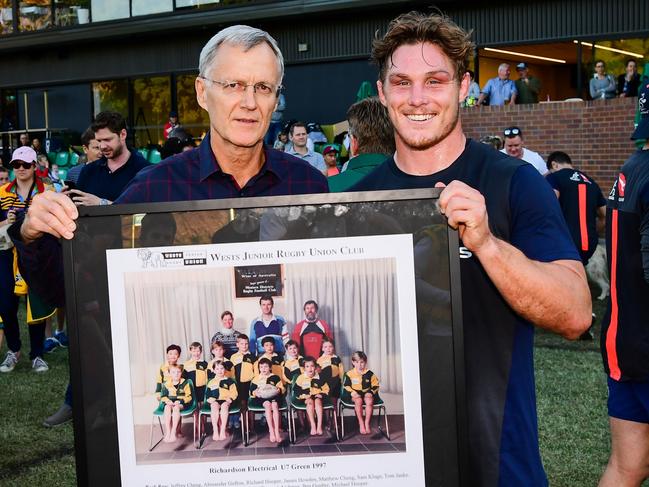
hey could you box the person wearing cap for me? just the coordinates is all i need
[514,62,541,104]
[163,110,179,140]
[599,81,649,486]
[322,145,340,177]
[477,63,517,106]
[500,126,547,175]
[0,146,55,374]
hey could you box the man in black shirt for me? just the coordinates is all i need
[545,151,606,265]
[599,81,649,487]
[69,111,150,206]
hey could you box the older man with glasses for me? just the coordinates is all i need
[501,126,548,175]
[17,25,328,246]
[7,25,329,427]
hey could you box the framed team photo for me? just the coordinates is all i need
[63,189,467,487]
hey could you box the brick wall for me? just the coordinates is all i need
[460,97,639,191]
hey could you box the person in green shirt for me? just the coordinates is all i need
[514,62,541,104]
[328,96,395,192]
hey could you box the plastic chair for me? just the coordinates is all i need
[68,152,80,166]
[148,379,198,451]
[47,152,57,164]
[55,151,70,167]
[138,148,149,161]
[337,383,389,440]
[245,391,290,446]
[57,168,68,181]
[287,376,338,443]
[197,396,244,448]
[148,148,162,164]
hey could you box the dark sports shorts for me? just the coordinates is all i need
[607,377,649,423]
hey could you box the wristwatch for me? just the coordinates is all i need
[100,198,109,206]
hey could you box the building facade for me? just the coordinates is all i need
[0,0,646,162]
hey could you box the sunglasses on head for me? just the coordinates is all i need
[503,127,521,137]
[11,161,34,170]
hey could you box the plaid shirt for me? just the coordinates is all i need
[115,133,329,203]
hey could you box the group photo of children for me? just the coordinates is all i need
[119,255,409,464]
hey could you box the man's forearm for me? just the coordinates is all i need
[475,236,591,339]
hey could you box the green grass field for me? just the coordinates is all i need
[0,293,621,486]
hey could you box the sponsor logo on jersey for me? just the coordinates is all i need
[459,246,473,259]
[618,173,626,201]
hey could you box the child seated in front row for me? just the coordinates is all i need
[160,364,194,443]
[292,356,330,436]
[282,339,304,384]
[253,335,284,378]
[205,360,238,441]
[341,351,380,435]
[249,357,285,443]
[317,338,344,406]
[183,341,208,402]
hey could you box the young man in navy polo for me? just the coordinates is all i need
[351,11,590,486]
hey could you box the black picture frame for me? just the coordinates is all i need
[62,188,467,486]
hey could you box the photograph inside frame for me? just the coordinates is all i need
[65,191,465,487]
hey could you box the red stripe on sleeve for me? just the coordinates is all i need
[606,209,621,380]
[578,184,589,251]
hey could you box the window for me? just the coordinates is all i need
[90,0,128,22]
[175,0,220,8]
[0,0,13,34]
[92,80,128,117]
[132,76,171,147]
[55,0,91,26]
[176,74,209,140]
[131,0,172,17]
[19,0,52,32]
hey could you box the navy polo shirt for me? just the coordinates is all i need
[351,139,578,486]
[115,133,329,203]
[77,150,151,202]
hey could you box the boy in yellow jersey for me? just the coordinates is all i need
[231,334,254,412]
[160,364,193,443]
[316,338,344,406]
[183,342,208,402]
[292,356,330,436]
[253,335,283,378]
[342,351,379,435]
[205,360,238,441]
[155,344,185,400]
[249,357,285,443]
[281,339,304,384]
[207,340,234,379]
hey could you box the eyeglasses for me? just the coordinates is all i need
[11,161,34,170]
[503,127,521,137]
[199,77,281,97]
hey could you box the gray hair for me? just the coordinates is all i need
[498,63,510,71]
[198,25,284,83]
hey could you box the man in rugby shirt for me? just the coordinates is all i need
[599,81,649,486]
